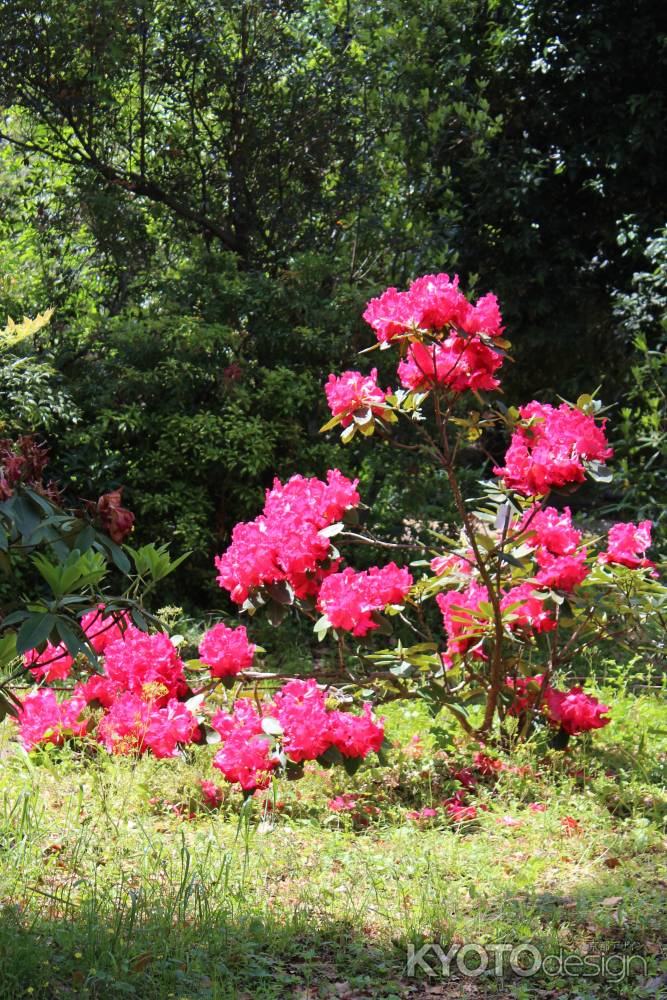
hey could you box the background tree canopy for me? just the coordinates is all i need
[0,0,665,603]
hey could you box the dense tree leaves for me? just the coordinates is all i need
[0,0,664,601]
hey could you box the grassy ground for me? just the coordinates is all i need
[0,670,665,999]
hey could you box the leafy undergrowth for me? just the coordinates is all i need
[0,674,665,999]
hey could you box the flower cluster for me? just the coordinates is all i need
[215,470,359,603]
[599,520,656,574]
[361,274,505,396]
[317,563,413,635]
[102,627,188,704]
[210,679,385,790]
[506,674,611,735]
[25,642,74,683]
[24,606,129,682]
[324,369,390,427]
[520,505,589,592]
[97,692,199,757]
[494,401,612,496]
[16,624,204,758]
[437,578,556,666]
[397,336,503,393]
[198,622,255,677]
[545,686,611,735]
[15,688,88,750]
[363,274,503,343]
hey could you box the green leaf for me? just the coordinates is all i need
[342,755,363,777]
[16,613,57,655]
[261,717,284,736]
[319,413,342,433]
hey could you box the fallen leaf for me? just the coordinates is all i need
[601,896,623,906]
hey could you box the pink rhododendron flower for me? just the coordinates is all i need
[505,674,547,716]
[317,563,413,635]
[213,732,277,790]
[363,274,504,343]
[208,681,385,791]
[430,552,474,576]
[215,470,359,603]
[498,815,522,827]
[102,627,187,705]
[362,286,418,342]
[24,642,73,682]
[397,336,503,394]
[80,605,129,654]
[437,581,489,658]
[271,678,333,762]
[545,687,611,735]
[15,689,87,750]
[501,583,556,633]
[210,698,278,790]
[494,401,612,496]
[529,802,547,813]
[329,703,385,758]
[74,674,122,708]
[325,369,390,426]
[199,622,255,677]
[97,692,199,757]
[520,505,590,592]
[599,521,657,573]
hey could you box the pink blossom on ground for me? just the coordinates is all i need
[561,815,582,835]
[498,815,523,827]
[328,794,359,812]
[406,806,439,821]
[529,802,547,813]
[200,780,224,807]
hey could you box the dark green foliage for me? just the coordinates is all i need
[0,0,664,603]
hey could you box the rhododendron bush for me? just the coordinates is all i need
[206,271,664,776]
[4,276,666,798]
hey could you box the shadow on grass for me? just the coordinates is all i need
[0,867,661,1000]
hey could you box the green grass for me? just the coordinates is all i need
[0,675,665,999]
